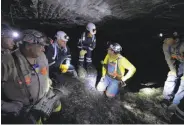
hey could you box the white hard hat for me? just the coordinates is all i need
[109,43,122,53]
[55,31,69,42]
[86,23,96,35]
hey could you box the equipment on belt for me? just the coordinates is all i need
[32,89,62,118]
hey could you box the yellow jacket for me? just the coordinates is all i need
[102,54,136,81]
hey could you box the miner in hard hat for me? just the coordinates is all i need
[1,29,62,124]
[77,23,97,69]
[161,31,184,112]
[97,43,136,98]
[46,31,77,80]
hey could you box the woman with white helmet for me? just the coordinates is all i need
[46,31,77,83]
[77,22,97,69]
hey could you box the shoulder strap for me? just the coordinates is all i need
[12,52,33,104]
[168,46,172,54]
[52,43,58,60]
[82,32,86,41]
[116,55,123,71]
[92,35,96,42]
[176,42,183,55]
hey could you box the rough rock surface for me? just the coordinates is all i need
[46,73,170,124]
[2,0,184,26]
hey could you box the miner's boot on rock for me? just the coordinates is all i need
[77,66,87,78]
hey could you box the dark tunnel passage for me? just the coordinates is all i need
[1,18,179,124]
[9,18,176,91]
[1,0,184,124]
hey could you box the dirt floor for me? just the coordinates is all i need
[46,68,171,124]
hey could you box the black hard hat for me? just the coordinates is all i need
[22,29,48,45]
[109,43,122,53]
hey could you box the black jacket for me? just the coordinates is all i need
[46,43,71,72]
[78,30,96,50]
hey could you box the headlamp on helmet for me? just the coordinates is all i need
[1,24,20,39]
[109,43,122,53]
[55,31,69,42]
[22,29,47,46]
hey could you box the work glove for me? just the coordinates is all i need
[80,50,87,56]
[46,77,52,93]
[2,101,23,116]
[59,64,69,73]
[168,71,177,76]
[120,81,127,87]
[121,77,127,82]
[48,78,52,86]
[100,76,105,82]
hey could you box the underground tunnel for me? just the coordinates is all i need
[1,0,184,124]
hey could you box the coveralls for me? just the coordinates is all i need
[78,31,96,67]
[163,40,184,104]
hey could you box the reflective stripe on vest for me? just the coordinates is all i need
[52,42,58,60]
[33,64,48,76]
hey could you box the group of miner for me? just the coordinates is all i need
[1,23,184,123]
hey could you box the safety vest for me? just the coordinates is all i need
[8,50,48,104]
[169,42,184,62]
[107,56,122,80]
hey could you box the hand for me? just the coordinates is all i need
[120,81,127,87]
[2,101,23,115]
[48,78,52,86]
[168,71,177,76]
[59,64,69,73]
[100,76,105,82]
[121,77,127,82]
[80,50,87,56]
